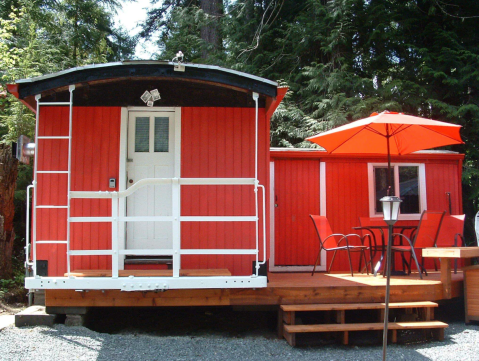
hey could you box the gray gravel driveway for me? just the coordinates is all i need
[1,305,478,361]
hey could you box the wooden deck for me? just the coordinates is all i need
[44,271,463,308]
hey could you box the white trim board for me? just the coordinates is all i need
[269,160,326,272]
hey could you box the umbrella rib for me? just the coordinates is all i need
[327,127,373,153]
[416,124,463,143]
[389,124,413,137]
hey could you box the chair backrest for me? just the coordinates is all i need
[413,210,446,248]
[436,214,465,247]
[310,215,336,249]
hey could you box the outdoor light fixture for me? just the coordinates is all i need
[380,195,402,361]
[140,89,161,107]
[380,196,402,225]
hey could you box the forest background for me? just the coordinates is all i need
[1,0,478,298]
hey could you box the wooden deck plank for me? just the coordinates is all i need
[65,269,232,277]
[283,321,448,333]
[280,301,438,312]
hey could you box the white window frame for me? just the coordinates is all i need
[367,163,427,220]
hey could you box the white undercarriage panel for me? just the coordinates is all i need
[25,276,267,291]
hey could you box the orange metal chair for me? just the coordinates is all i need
[310,215,370,277]
[390,210,445,278]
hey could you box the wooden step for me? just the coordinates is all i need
[283,321,447,346]
[283,321,448,333]
[280,301,438,312]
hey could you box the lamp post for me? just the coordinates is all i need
[381,196,402,361]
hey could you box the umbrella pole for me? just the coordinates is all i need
[383,125,392,360]
[382,225,393,361]
[386,127,392,196]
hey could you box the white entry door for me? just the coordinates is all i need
[126,111,176,250]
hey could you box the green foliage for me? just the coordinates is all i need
[143,0,479,218]
[0,257,25,300]
[0,1,135,296]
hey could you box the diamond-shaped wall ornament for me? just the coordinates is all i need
[141,89,161,106]
[141,90,152,103]
[150,89,161,101]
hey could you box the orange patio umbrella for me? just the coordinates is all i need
[306,110,464,192]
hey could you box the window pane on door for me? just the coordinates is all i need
[399,166,419,214]
[135,117,150,152]
[374,167,395,213]
[154,117,169,152]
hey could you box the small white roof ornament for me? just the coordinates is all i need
[173,51,185,72]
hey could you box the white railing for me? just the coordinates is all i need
[67,177,267,280]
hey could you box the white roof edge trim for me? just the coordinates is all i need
[15,61,278,87]
[269,147,459,155]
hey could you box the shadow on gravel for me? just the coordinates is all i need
[84,306,279,338]
[80,298,471,348]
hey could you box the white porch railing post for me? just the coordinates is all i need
[32,94,41,277]
[253,92,260,276]
[172,177,181,277]
[111,194,119,278]
[66,85,75,277]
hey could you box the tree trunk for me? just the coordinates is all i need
[0,144,18,280]
[200,0,223,58]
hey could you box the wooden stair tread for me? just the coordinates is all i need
[281,301,438,312]
[284,321,448,333]
[66,269,232,277]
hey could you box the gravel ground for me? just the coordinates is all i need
[1,304,478,361]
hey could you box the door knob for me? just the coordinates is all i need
[129,179,133,184]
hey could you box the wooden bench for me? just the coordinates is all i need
[279,301,447,346]
[65,269,232,277]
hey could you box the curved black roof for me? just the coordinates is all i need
[12,61,278,108]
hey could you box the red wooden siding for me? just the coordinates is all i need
[325,161,370,271]
[36,106,121,276]
[270,154,463,273]
[273,159,320,266]
[181,107,269,276]
[425,162,462,215]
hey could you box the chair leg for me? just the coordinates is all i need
[358,252,363,273]
[362,250,369,275]
[400,253,410,274]
[409,250,423,280]
[346,249,354,277]
[311,247,322,276]
[329,249,339,273]
[420,256,428,276]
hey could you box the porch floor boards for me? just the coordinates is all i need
[65,269,232,277]
[45,271,463,308]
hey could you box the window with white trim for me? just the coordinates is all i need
[368,163,427,219]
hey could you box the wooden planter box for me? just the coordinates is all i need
[464,265,479,323]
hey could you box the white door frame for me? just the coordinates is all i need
[118,107,181,270]
[269,160,326,272]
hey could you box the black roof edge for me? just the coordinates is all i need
[16,62,278,99]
